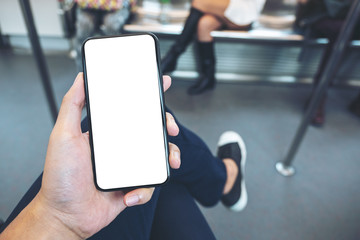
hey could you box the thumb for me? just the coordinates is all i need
[54,73,85,135]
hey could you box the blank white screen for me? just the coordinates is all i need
[84,34,168,190]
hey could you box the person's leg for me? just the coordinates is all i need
[308,18,343,126]
[192,0,252,29]
[161,0,251,75]
[81,113,226,207]
[102,7,130,35]
[82,108,243,208]
[192,0,229,18]
[311,19,360,123]
[167,119,226,207]
[188,14,221,95]
[308,42,333,126]
[81,107,246,210]
[161,7,204,73]
[165,107,247,209]
[217,131,248,211]
[79,102,247,236]
[75,8,98,71]
[89,188,160,240]
[197,14,222,42]
[150,183,216,240]
[186,1,252,95]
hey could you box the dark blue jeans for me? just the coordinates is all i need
[0,109,226,239]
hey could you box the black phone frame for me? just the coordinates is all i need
[82,33,170,192]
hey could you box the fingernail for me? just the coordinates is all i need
[174,121,179,130]
[126,195,140,207]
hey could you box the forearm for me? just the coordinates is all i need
[0,196,82,240]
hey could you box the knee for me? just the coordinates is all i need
[198,15,215,34]
[197,15,220,41]
[192,0,208,12]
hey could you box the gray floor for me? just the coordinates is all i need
[1,50,360,240]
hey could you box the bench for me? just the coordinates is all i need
[123,2,360,87]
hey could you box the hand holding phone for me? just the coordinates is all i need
[0,74,181,240]
[82,33,170,191]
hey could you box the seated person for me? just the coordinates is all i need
[0,74,248,239]
[295,0,360,125]
[161,0,266,95]
[74,0,135,70]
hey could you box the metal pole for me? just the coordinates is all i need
[0,26,4,48]
[0,25,10,49]
[276,0,360,176]
[19,0,58,123]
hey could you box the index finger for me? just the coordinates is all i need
[54,73,85,135]
[163,75,171,92]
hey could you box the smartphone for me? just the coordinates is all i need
[82,33,169,191]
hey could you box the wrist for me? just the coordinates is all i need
[0,194,83,240]
[31,194,85,240]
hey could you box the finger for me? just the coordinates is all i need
[166,112,179,136]
[82,131,90,141]
[163,75,171,92]
[124,188,155,207]
[55,73,85,135]
[169,143,181,169]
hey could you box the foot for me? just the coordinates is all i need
[161,54,177,73]
[217,131,247,212]
[187,76,215,95]
[222,159,238,194]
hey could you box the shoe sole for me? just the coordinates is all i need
[187,84,215,95]
[218,131,247,212]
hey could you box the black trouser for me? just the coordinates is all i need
[0,108,226,239]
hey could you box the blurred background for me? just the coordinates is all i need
[0,0,360,239]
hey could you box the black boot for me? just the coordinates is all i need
[187,41,216,95]
[161,8,203,73]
